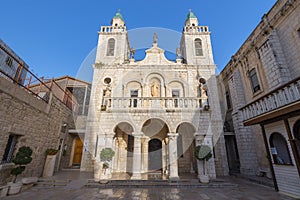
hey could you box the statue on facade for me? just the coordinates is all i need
[199,82,209,110]
[176,48,181,59]
[130,47,136,59]
[102,84,112,110]
[200,84,208,99]
[151,81,160,97]
[104,84,112,97]
[153,33,158,44]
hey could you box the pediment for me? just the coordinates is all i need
[136,44,175,65]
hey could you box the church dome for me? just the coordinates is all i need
[186,10,197,19]
[113,11,124,21]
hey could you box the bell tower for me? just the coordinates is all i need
[95,10,130,65]
[180,10,215,66]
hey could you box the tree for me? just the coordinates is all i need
[100,148,115,175]
[11,146,33,182]
[195,145,212,161]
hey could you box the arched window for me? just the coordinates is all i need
[194,38,203,56]
[106,38,115,56]
[293,120,300,160]
[269,132,292,165]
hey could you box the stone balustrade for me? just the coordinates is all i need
[100,26,126,33]
[241,79,300,121]
[102,97,208,110]
[183,26,209,33]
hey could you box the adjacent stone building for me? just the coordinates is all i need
[81,11,229,180]
[219,0,300,197]
[26,76,91,169]
[0,40,90,185]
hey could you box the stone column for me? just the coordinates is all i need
[162,140,168,174]
[113,137,123,173]
[105,133,115,179]
[131,132,143,180]
[142,137,150,173]
[112,138,118,173]
[168,133,179,180]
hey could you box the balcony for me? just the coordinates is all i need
[102,97,208,111]
[241,78,300,125]
[100,26,126,33]
[183,26,209,33]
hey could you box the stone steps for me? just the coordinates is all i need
[85,179,238,188]
[35,179,71,187]
[35,177,238,189]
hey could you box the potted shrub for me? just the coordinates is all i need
[195,145,212,183]
[8,146,33,195]
[42,148,58,177]
[45,148,58,156]
[99,148,115,182]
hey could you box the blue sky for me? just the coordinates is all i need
[0,0,276,82]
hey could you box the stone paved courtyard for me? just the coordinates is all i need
[3,178,298,200]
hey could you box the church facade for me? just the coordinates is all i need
[81,11,228,180]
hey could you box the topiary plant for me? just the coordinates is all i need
[195,145,212,161]
[45,148,59,156]
[102,162,109,169]
[11,146,33,182]
[100,148,115,175]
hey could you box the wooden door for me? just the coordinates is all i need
[72,138,83,165]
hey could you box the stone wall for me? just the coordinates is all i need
[228,70,259,175]
[0,77,75,185]
[219,0,300,177]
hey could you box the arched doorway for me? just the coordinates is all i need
[142,118,169,176]
[148,139,162,171]
[293,120,300,161]
[176,122,197,175]
[113,122,134,178]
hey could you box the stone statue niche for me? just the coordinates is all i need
[199,78,207,98]
[102,84,112,109]
[150,79,161,97]
[199,78,209,109]
[104,84,112,97]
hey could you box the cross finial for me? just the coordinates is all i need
[117,9,121,13]
[189,8,192,12]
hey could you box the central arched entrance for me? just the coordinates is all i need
[142,118,169,177]
[148,139,162,171]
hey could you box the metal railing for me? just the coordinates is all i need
[0,64,78,112]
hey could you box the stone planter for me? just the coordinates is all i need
[197,159,210,183]
[22,177,38,185]
[7,182,22,195]
[99,178,109,184]
[93,160,101,182]
[0,185,9,197]
[42,154,57,177]
[199,174,209,183]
